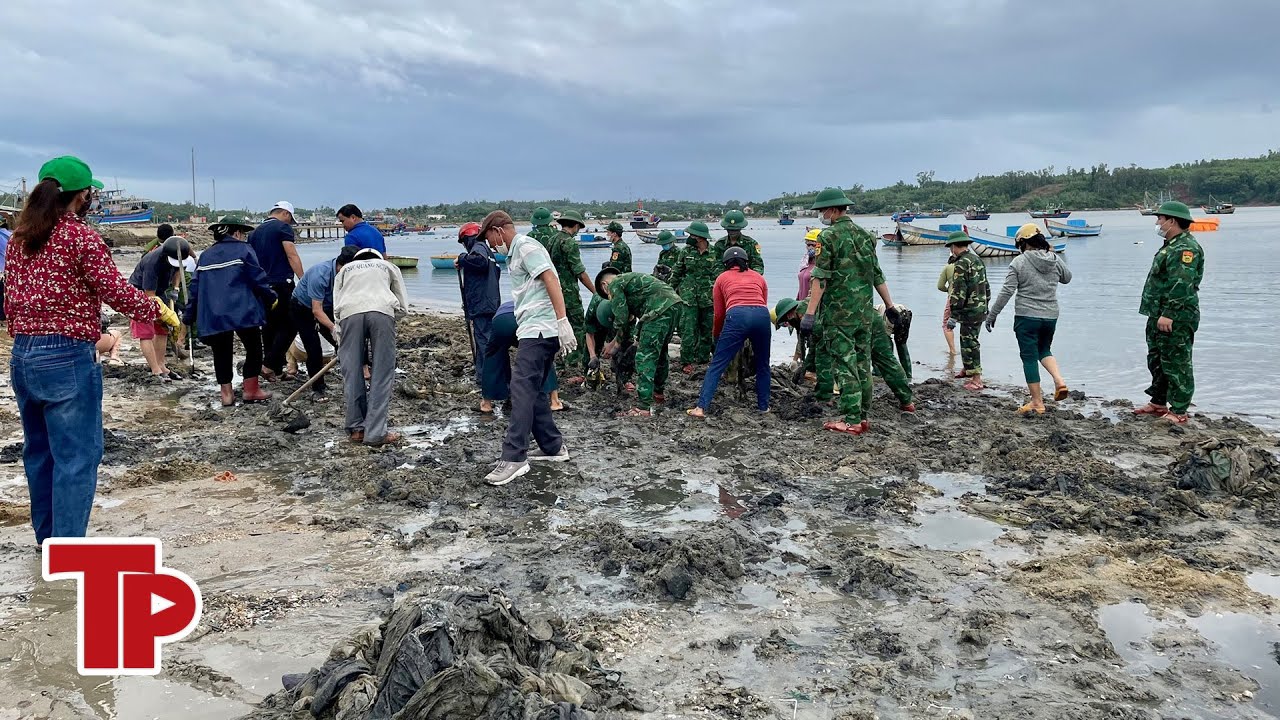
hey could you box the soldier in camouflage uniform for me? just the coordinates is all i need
[713,210,765,274]
[604,221,633,273]
[528,207,558,249]
[1135,201,1204,424]
[548,210,597,378]
[801,188,912,435]
[669,221,718,371]
[600,271,685,416]
[654,230,681,280]
[947,231,989,390]
[775,297,822,385]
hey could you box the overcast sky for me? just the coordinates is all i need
[1,0,1277,210]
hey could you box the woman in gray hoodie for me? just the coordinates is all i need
[984,223,1072,414]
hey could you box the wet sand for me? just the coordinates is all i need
[0,313,1278,719]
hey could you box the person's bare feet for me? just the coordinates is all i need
[686,407,705,418]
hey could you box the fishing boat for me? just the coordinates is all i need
[1137,191,1172,215]
[87,189,153,225]
[578,233,611,248]
[894,222,949,246]
[880,230,906,247]
[963,205,991,221]
[1029,206,1071,219]
[1202,195,1235,214]
[916,206,949,219]
[1043,218,1102,237]
[778,208,795,225]
[629,202,661,229]
[964,225,1067,257]
[386,255,419,269]
[890,208,916,223]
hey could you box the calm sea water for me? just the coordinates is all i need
[297,208,1280,427]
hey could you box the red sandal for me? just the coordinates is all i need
[1134,403,1169,416]
[824,420,869,436]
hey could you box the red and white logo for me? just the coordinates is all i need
[42,538,202,676]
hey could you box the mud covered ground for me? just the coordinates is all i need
[1,313,1279,719]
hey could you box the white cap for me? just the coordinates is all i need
[271,201,297,223]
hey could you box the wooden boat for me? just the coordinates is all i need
[895,222,949,246]
[916,207,949,219]
[880,230,906,247]
[386,255,419,268]
[87,189,153,225]
[964,226,1067,257]
[578,233,611,248]
[963,205,991,221]
[890,208,916,222]
[1029,206,1071,219]
[1137,191,1172,216]
[1043,218,1102,237]
[1202,195,1235,214]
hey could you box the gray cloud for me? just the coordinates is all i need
[1,0,1277,209]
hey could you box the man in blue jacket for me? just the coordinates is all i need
[291,245,359,399]
[456,221,501,410]
[338,204,387,255]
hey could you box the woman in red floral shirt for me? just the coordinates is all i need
[5,156,179,544]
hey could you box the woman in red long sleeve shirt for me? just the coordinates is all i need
[5,156,176,545]
[687,247,771,416]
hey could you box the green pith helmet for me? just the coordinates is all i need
[809,187,853,210]
[596,298,615,326]
[657,229,674,244]
[945,230,972,246]
[558,210,585,227]
[38,155,104,192]
[594,266,620,297]
[208,214,255,233]
[774,297,800,328]
[531,207,553,226]
[1155,201,1193,223]
[721,210,748,230]
[607,220,625,235]
[684,221,712,240]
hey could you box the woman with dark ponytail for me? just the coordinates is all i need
[6,156,177,544]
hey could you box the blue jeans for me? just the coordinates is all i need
[10,335,104,544]
[697,306,772,412]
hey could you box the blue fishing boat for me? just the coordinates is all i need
[894,222,949,246]
[964,225,1067,257]
[778,209,795,225]
[88,189,153,225]
[1043,218,1102,237]
[578,233,611,249]
[890,209,916,223]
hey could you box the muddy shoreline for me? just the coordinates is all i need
[1,312,1278,719]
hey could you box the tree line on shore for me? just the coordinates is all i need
[147,150,1280,224]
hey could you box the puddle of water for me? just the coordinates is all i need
[113,675,248,720]
[736,582,785,611]
[1247,573,1280,601]
[1097,601,1170,674]
[1189,611,1280,712]
[920,472,988,498]
[896,473,1027,563]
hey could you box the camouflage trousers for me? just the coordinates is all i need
[1145,316,1196,414]
[820,324,865,424]
[958,317,983,376]
[680,304,714,364]
[636,306,682,406]
[556,292,587,372]
[860,318,913,413]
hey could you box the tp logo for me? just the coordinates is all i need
[42,538,202,676]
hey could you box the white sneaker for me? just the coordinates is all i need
[485,461,530,486]
[527,445,570,462]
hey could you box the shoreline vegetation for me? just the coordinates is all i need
[135,150,1280,225]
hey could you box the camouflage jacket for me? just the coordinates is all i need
[608,272,683,344]
[584,292,620,341]
[712,234,765,274]
[949,250,989,320]
[810,216,883,328]
[608,239,633,273]
[655,246,682,275]
[1140,231,1203,324]
[529,224,559,250]
[669,245,718,307]
[548,231,587,302]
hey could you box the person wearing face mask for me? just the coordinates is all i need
[800,188,912,436]
[713,210,764,274]
[669,222,718,372]
[798,227,820,300]
[456,221,502,412]
[1134,201,1204,424]
[604,221,632,273]
[184,215,278,407]
[480,210,578,486]
[947,231,990,391]
[653,230,681,279]
[5,155,175,544]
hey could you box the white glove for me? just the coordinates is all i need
[556,317,578,356]
[330,324,342,346]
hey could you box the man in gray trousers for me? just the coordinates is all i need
[333,248,408,446]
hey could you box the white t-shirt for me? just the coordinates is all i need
[506,233,558,340]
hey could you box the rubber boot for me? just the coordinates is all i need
[241,376,272,403]
[219,384,235,407]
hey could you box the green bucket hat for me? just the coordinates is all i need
[38,156,104,193]
[944,230,972,247]
[1155,201,1193,223]
[558,210,586,227]
[594,266,620,297]
[721,210,748,230]
[657,229,674,244]
[606,220,625,234]
[208,214,255,233]
[531,207,553,226]
[684,221,712,240]
[773,297,800,328]
[596,298,615,327]
[809,187,853,211]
